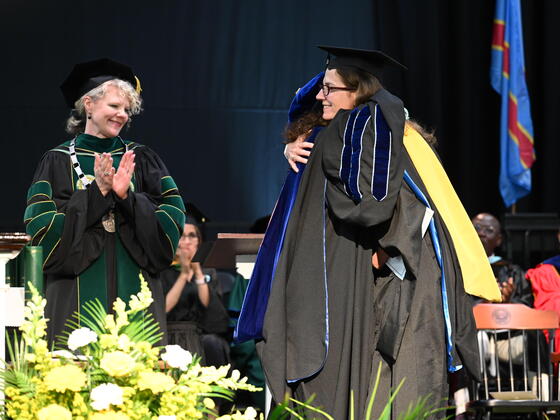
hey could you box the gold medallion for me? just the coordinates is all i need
[102,210,116,233]
[76,174,96,190]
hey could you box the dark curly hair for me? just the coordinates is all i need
[283,102,327,143]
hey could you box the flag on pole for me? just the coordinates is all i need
[490,0,535,208]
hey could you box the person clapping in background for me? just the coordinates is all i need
[163,219,230,368]
[472,212,533,305]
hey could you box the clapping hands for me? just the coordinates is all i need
[94,150,135,198]
[499,277,514,303]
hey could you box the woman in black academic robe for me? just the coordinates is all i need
[237,47,500,419]
[24,59,185,346]
[162,221,230,367]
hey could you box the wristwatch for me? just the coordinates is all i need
[195,274,211,285]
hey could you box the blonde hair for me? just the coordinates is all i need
[65,79,143,135]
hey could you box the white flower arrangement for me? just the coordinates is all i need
[90,383,124,410]
[161,344,193,371]
[67,326,98,351]
[0,277,261,420]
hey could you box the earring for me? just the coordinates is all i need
[87,114,92,120]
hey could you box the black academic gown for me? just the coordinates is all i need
[258,90,479,419]
[24,134,185,346]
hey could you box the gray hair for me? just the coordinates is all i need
[65,79,143,135]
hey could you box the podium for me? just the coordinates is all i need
[0,233,29,363]
[203,233,264,277]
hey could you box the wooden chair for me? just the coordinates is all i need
[551,352,560,409]
[468,303,560,419]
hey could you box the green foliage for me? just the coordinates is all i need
[268,394,334,420]
[396,396,452,420]
[1,278,260,420]
[1,330,36,396]
[268,362,452,420]
[60,297,163,352]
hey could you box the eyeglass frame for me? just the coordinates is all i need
[473,223,498,236]
[319,83,355,97]
[181,232,199,241]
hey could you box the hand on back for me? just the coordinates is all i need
[284,133,314,173]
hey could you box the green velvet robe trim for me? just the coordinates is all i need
[70,135,138,311]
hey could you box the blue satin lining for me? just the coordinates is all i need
[348,107,370,201]
[371,104,391,201]
[543,255,560,272]
[340,106,374,203]
[234,127,323,343]
[288,72,324,123]
[403,170,462,373]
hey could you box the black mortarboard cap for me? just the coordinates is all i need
[317,46,406,81]
[60,58,140,108]
[185,202,209,224]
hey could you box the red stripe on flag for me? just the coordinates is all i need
[492,20,505,49]
[507,94,535,168]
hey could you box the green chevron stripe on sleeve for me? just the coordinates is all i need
[155,209,180,253]
[26,211,56,239]
[27,180,52,202]
[161,176,178,195]
[159,204,186,228]
[39,213,65,265]
[24,201,57,222]
[162,194,186,211]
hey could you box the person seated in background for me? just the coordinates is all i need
[472,212,549,396]
[162,218,230,368]
[526,230,560,352]
[472,212,533,305]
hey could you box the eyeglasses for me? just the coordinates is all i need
[319,83,355,97]
[473,224,496,235]
[182,232,199,241]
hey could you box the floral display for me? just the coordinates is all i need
[0,278,260,420]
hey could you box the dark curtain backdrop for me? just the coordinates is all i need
[1,0,558,232]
